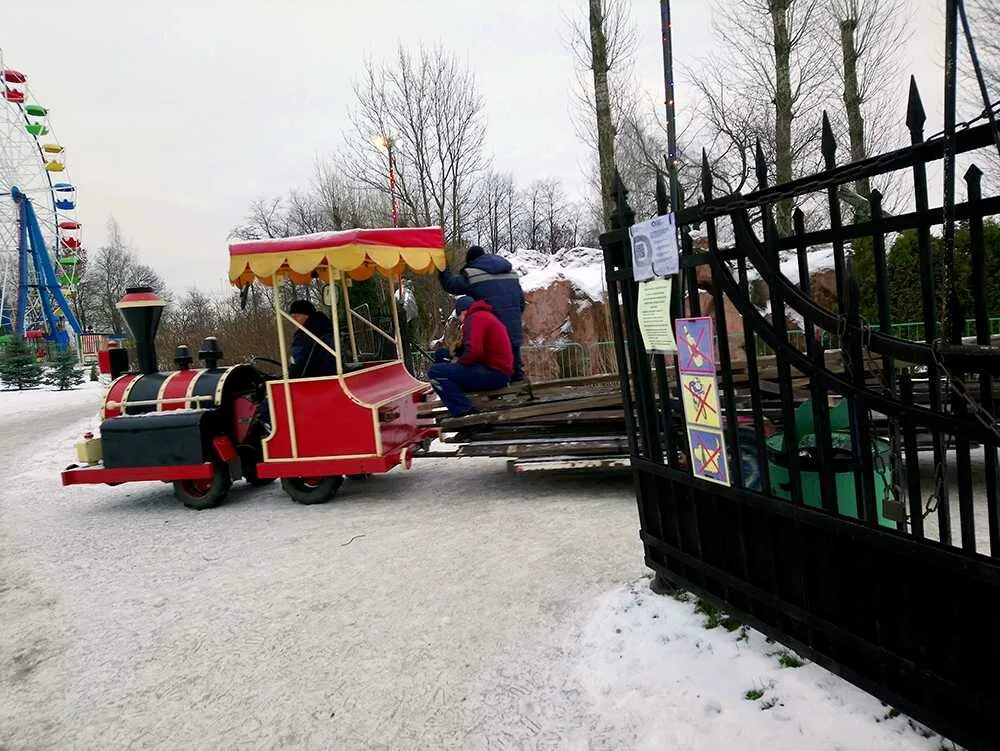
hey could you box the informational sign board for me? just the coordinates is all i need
[629,213,679,281]
[675,316,730,486]
[637,278,676,352]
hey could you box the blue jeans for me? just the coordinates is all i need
[427,362,510,416]
[512,346,524,382]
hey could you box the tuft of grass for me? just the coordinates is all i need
[695,598,724,629]
[721,615,742,632]
[776,650,805,668]
[744,688,765,701]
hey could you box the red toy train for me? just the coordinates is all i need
[61,227,445,509]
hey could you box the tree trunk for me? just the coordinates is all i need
[589,0,617,230]
[770,0,794,236]
[839,17,872,204]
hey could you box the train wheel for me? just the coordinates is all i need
[281,476,343,505]
[174,464,232,510]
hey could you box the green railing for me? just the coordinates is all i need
[754,317,1000,357]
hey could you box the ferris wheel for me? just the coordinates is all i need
[0,48,81,348]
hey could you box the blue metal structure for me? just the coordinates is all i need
[8,185,80,347]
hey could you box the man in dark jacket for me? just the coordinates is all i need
[439,245,526,381]
[427,296,513,417]
[287,299,337,378]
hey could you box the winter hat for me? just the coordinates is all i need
[465,245,486,263]
[288,299,316,316]
[454,296,475,315]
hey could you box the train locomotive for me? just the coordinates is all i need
[61,227,445,510]
[62,287,271,509]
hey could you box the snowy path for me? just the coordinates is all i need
[0,387,947,750]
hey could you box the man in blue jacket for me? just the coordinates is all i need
[439,246,526,381]
[287,300,337,378]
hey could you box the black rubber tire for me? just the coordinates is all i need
[281,476,343,505]
[173,464,232,510]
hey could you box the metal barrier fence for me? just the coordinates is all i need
[755,317,1000,357]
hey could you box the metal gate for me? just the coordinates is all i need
[601,79,1000,749]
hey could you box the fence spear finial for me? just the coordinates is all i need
[754,140,768,189]
[906,76,926,140]
[700,148,713,199]
[655,168,669,215]
[821,111,837,167]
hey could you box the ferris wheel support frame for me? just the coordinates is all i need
[10,186,80,342]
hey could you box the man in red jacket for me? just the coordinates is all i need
[428,296,513,417]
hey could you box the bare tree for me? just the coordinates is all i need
[569,0,638,229]
[341,45,487,243]
[230,198,289,241]
[471,170,519,252]
[826,0,908,206]
[81,218,166,335]
[691,0,830,233]
[964,0,1000,179]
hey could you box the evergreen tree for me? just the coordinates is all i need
[44,348,85,391]
[0,338,44,390]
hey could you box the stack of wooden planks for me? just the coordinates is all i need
[418,338,991,474]
[418,374,634,474]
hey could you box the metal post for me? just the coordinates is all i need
[660,0,681,214]
[388,273,404,361]
[327,266,343,377]
[942,0,960,342]
[387,140,399,228]
[272,273,299,458]
[341,275,358,363]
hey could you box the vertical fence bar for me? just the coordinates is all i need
[738,253,771,495]
[654,170,677,465]
[900,375,925,540]
[821,114,875,521]
[845,256,879,523]
[907,78,951,544]
[612,173,663,463]
[794,210,838,513]
[754,143,799,502]
[966,164,1000,555]
[869,190,905,528]
[702,154,743,488]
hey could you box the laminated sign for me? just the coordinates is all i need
[637,278,676,352]
[629,213,679,281]
[675,316,730,486]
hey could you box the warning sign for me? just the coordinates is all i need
[687,427,730,486]
[680,373,721,429]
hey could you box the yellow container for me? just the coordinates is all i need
[75,435,102,464]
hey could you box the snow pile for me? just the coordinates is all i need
[742,243,837,283]
[506,246,607,305]
[0,380,104,424]
[567,579,941,749]
[477,576,946,747]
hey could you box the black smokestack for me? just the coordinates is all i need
[116,286,165,375]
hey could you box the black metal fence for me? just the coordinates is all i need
[602,79,1000,749]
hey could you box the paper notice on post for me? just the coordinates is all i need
[637,278,677,352]
[629,213,679,281]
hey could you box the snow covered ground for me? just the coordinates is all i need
[0,386,952,749]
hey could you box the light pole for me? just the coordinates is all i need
[375,135,400,227]
[660,0,680,213]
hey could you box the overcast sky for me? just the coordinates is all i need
[2,0,950,293]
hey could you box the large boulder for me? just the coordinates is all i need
[507,247,612,379]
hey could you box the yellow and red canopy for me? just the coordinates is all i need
[228,227,446,286]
